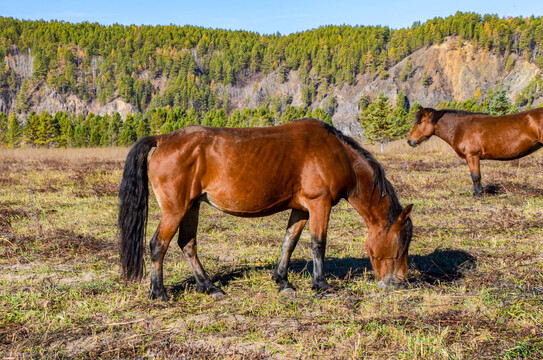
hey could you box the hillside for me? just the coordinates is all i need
[225,37,542,133]
[1,13,543,136]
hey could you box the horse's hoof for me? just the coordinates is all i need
[312,282,331,292]
[149,290,170,301]
[314,288,336,299]
[279,286,296,296]
[209,288,225,299]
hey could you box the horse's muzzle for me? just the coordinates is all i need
[407,139,418,147]
[377,279,408,290]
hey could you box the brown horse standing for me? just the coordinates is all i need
[407,107,543,196]
[119,119,413,300]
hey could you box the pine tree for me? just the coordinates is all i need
[72,115,90,147]
[360,93,411,152]
[359,93,371,111]
[23,112,40,146]
[135,114,149,139]
[0,112,7,144]
[325,94,336,117]
[32,47,48,81]
[396,90,409,113]
[400,57,412,82]
[35,111,60,147]
[421,71,433,88]
[107,113,123,145]
[505,54,515,72]
[97,114,110,146]
[6,113,22,147]
[118,113,137,146]
[15,79,30,114]
[488,86,516,115]
[57,112,73,148]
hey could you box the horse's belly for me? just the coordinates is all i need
[201,190,294,217]
[481,142,542,160]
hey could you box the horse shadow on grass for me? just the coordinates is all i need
[168,248,476,297]
[482,182,543,196]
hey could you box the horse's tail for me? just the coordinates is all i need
[118,135,157,281]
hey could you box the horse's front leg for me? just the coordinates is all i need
[272,209,309,292]
[308,200,332,292]
[466,154,482,196]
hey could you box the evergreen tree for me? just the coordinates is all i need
[35,111,60,147]
[0,112,7,144]
[359,93,371,111]
[136,116,149,139]
[72,115,90,147]
[96,114,110,146]
[227,109,242,127]
[400,57,412,81]
[396,90,409,113]
[421,71,433,88]
[57,112,73,147]
[6,113,22,147]
[118,113,137,146]
[23,112,40,145]
[488,86,516,115]
[505,54,515,72]
[32,47,48,81]
[325,94,336,117]
[407,102,422,121]
[89,119,102,146]
[360,93,411,152]
[15,79,30,114]
[107,112,123,145]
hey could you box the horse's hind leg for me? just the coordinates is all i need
[466,154,483,196]
[149,212,184,300]
[178,203,225,299]
[272,209,309,292]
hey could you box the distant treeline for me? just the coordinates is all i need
[1,84,530,149]
[2,12,543,114]
[0,105,333,148]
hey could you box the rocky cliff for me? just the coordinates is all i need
[3,37,541,135]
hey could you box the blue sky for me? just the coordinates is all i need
[1,0,542,34]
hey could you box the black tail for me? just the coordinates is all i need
[118,136,157,281]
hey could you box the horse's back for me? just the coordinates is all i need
[456,108,543,159]
[149,120,355,216]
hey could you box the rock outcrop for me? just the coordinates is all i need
[3,37,541,136]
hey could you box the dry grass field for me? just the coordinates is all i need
[1,138,542,359]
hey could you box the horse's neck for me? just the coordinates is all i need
[341,143,391,232]
[348,170,391,233]
[434,114,461,145]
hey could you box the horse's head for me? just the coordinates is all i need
[407,108,436,147]
[366,204,413,289]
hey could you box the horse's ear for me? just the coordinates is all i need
[397,204,413,224]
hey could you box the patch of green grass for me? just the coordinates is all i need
[1,147,543,358]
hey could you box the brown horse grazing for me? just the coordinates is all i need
[407,107,543,196]
[119,119,413,301]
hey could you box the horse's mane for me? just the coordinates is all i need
[416,108,485,124]
[320,121,404,230]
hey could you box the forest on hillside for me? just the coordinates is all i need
[2,12,543,112]
[1,12,543,148]
[0,84,524,148]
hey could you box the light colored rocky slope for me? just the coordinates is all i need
[3,37,541,136]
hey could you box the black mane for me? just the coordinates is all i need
[416,108,485,124]
[320,121,404,230]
